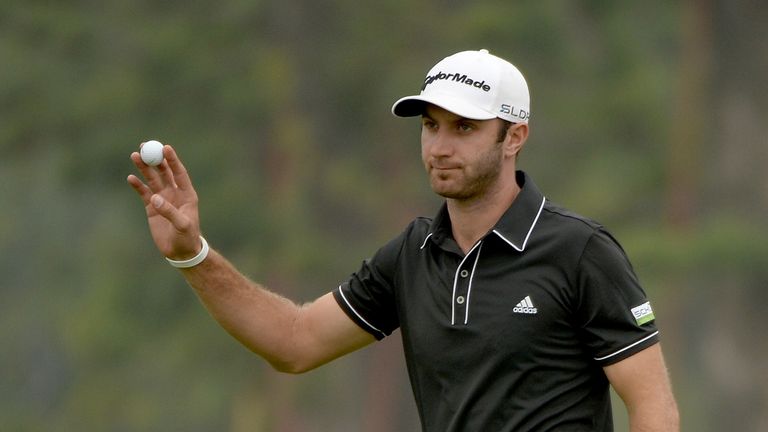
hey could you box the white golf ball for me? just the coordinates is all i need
[140,140,164,166]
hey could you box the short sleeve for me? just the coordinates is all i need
[575,229,659,365]
[333,228,407,340]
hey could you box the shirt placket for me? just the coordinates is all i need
[451,241,483,325]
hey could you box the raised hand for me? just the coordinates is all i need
[127,144,203,260]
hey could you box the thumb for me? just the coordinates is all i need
[150,194,165,209]
[151,194,190,231]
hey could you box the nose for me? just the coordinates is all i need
[423,130,455,159]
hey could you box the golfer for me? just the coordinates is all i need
[128,49,679,431]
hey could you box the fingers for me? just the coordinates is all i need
[130,151,168,192]
[130,145,195,193]
[126,174,153,205]
[163,145,195,192]
[155,155,178,189]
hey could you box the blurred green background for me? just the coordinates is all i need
[2,0,766,430]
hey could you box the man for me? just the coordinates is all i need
[127,49,679,431]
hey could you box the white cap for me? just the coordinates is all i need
[392,49,530,123]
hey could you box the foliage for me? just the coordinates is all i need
[1,1,766,430]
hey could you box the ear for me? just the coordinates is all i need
[503,123,529,159]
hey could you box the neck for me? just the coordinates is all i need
[448,172,521,254]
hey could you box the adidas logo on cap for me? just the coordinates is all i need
[513,295,538,314]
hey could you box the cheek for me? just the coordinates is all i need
[420,140,430,164]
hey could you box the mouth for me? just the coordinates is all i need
[430,166,461,182]
[430,162,461,171]
[430,167,458,178]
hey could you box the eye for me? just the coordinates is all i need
[457,122,474,132]
[422,119,438,131]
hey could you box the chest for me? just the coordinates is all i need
[395,238,583,366]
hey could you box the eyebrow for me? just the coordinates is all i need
[421,112,471,123]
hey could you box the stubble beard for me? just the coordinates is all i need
[428,143,504,201]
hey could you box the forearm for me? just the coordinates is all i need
[179,248,306,372]
[628,400,680,432]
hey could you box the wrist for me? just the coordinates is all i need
[166,236,209,268]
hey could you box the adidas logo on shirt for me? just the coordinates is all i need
[513,296,538,314]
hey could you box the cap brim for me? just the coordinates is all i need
[391,93,497,120]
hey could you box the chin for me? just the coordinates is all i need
[430,181,455,197]
[432,186,470,200]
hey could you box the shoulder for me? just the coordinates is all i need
[537,200,605,243]
[410,216,434,235]
[394,216,435,248]
[372,216,434,264]
[540,202,637,278]
[532,200,633,268]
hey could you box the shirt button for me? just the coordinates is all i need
[460,269,469,278]
[456,296,465,304]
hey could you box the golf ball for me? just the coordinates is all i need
[140,140,164,166]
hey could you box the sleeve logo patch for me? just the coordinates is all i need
[631,302,655,325]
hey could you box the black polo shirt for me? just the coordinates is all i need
[333,171,659,432]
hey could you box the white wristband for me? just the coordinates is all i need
[166,236,210,268]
